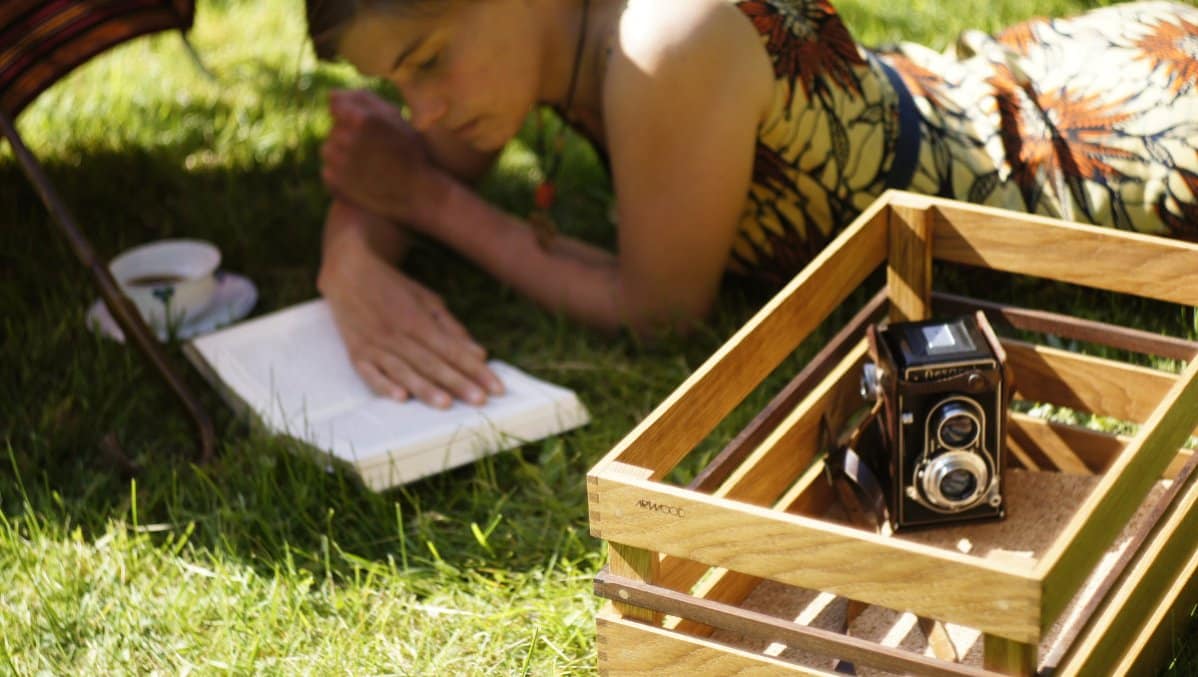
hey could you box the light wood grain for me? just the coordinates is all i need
[672,461,838,638]
[596,574,993,677]
[1014,426,1194,478]
[888,203,933,323]
[1036,357,1198,627]
[713,342,869,506]
[1006,414,1194,480]
[932,292,1198,363]
[982,636,1036,675]
[600,463,662,623]
[597,605,831,675]
[653,345,868,605]
[586,199,888,480]
[689,289,888,493]
[1111,548,1198,675]
[930,201,1198,307]
[1002,339,1181,425]
[1056,458,1198,675]
[590,472,1042,642]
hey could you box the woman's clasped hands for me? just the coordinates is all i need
[320,89,447,227]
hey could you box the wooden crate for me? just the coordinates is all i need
[587,191,1198,675]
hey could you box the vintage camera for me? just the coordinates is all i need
[858,312,1009,531]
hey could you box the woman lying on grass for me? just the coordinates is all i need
[304,0,1198,408]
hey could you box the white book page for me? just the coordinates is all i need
[192,300,372,424]
[188,299,589,485]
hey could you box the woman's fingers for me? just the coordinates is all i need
[431,323,504,395]
[353,357,409,402]
[383,338,484,408]
[409,292,504,396]
[342,305,500,407]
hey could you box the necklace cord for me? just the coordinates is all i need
[540,0,589,176]
[531,0,589,247]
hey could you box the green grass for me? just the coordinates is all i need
[1,0,1195,673]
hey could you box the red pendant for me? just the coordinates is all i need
[534,181,556,211]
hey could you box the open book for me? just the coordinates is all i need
[183,299,590,490]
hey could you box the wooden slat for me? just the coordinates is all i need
[930,200,1198,307]
[1111,549,1198,674]
[589,472,1042,642]
[610,543,661,624]
[672,461,840,638]
[1007,414,1195,479]
[595,573,994,677]
[1054,456,1198,675]
[981,636,1036,676]
[1002,339,1179,425]
[595,463,662,623]
[712,342,868,506]
[597,605,830,675]
[658,344,870,599]
[1036,357,1198,628]
[1040,455,1197,672]
[586,199,889,480]
[689,289,888,493]
[1006,413,1102,475]
[932,293,1198,362]
[888,202,933,323]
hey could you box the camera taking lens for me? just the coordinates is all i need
[921,449,989,510]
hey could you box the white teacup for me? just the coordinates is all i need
[109,239,221,330]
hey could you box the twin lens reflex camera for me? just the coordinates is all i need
[853,313,1010,531]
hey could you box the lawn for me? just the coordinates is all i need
[2,0,1195,673]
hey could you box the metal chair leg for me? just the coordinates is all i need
[1,109,216,464]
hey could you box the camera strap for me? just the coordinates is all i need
[824,402,890,533]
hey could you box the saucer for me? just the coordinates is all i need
[87,271,258,343]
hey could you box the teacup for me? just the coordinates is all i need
[109,239,221,330]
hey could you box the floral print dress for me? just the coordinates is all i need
[729,0,1198,287]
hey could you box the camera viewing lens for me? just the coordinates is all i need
[934,401,981,449]
[939,468,978,501]
[940,414,978,447]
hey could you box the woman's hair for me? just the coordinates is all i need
[306,0,359,61]
[305,0,455,61]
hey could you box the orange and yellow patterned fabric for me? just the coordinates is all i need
[730,0,1198,287]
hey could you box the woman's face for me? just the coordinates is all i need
[338,0,542,151]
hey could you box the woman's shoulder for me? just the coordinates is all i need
[607,0,772,110]
[614,0,763,68]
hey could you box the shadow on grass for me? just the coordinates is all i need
[0,120,756,588]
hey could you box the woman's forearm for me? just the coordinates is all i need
[323,200,410,265]
[412,173,641,332]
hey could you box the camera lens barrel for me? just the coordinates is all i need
[921,450,989,510]
[933,400,981,449]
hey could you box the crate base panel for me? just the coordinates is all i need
[881,469,1106,562]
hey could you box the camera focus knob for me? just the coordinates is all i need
[966,371,984,391]
[861,363,880,402]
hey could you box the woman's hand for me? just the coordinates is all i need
[318,203,504,408]
[320,89,447,226]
